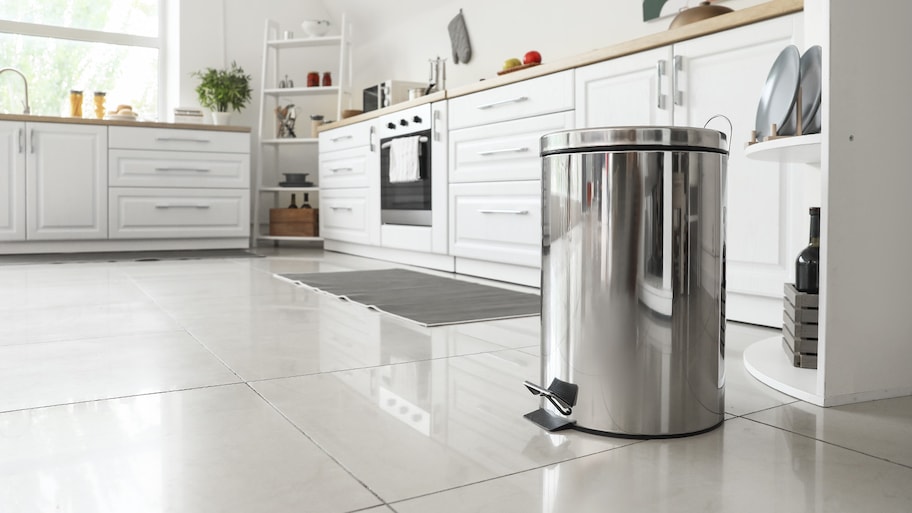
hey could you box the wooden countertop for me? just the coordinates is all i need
[320,0,801,132]
[0,113,251,132]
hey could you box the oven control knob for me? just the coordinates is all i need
[387,122,396,129]
[399,119,408,127]
[413,116,422,123]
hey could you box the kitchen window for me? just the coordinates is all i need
[0,0,165,118]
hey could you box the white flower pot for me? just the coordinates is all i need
[212,112,231,125]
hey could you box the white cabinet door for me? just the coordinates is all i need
[26,123,108,240]
[0,121,26,241]
[673,14,804,326]
[575,46,674,129]
[449,180,542,268]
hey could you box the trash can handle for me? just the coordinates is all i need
[704,114,732,153]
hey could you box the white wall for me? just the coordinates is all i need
[322,0,768,105]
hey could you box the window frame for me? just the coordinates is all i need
[0,0,167,119]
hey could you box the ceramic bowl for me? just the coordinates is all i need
[300,19,330,37]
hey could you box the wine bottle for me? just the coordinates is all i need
[301,193,312,209]
[288,193,298,209]
[795,207,820,294]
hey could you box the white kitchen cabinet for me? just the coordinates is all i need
[107,126,251,242]
[573,14,806,326]
[575,47,674,129]
[0,121,25,241]
[318,121,379,246]
[252,15,353,245]
[449,180,542,269]
[449,70,573,130]
[674,14,807,327]
[22,122,108,241]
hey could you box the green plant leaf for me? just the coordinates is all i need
[192,61,252,113]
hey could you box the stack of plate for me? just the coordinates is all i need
[755,45,822,140]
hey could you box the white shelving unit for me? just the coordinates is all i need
[252,15,352,245]
[744,133,821,164]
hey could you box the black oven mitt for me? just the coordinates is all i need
[448,9,472,64]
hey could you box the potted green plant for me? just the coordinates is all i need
[192,61,252,125]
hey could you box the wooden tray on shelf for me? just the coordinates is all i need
[497,62,540,76]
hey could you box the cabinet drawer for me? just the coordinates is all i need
[449,111,574,183]
[109,126,249,153]
[319,146,371,189]
[109,188,250,239]
[109,150,250,188]
[448,70,573,130]
[320,188,376,245]
[318,122,373,153]
[449,181,542,268]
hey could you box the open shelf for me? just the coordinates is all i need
[267,35,342,49]
[743,335,821,405]
[259,186,319,193]
[256,234,323,242]
[264,86,340,97]
[744,133,822,164]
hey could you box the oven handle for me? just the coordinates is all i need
[380,135,428,150]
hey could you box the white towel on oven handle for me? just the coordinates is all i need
[389,136,421,183]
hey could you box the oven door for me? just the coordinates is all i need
[380,130,432,226]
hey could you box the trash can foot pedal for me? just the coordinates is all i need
[524,408,576,432]
[523,379,579,415]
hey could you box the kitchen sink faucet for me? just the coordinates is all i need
[0,67,31,114]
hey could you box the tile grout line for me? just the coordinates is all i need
[740,415,912,471]
[243,381,391,510]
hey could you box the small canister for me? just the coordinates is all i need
[307,72,320,87]
[93,92,106,119]
[310,114,324,138]
[69,90,83,117]
[322,72,332,87]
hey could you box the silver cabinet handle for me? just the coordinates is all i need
[155,203,211,209]
[477,96,528,110]
[331,135,353,142]
[673,55,684,107]
[330,206,353,211]
[433,108,441,142]
[478,209,529,215]
[154,167,211,172]
[331,167,353,173]
[369,125,376,153]
[477,147,530,157]
[17,129,23,154]
[155,137,211,143]
[29,129,35,153]
[656,60,667,110]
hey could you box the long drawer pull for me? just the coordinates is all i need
[155,137,211,143]
[330,206,353,211]
[155,167,211,172]
[331,135,354,142]
[477,96,529,110]
[331,167,353,173]
[155,203,211,209]
[477,147,530,157]
[479,209,529,215]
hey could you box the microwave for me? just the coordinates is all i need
[363,80,427,112]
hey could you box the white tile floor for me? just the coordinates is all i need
[1,248,910,512]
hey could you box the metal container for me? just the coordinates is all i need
[527,126,727,438]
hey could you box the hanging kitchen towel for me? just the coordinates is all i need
[389,136,421,183]
[448,9,472,64]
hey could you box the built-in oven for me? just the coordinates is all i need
[379,105,433,226]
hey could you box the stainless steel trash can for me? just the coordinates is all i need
[524,126,727,438]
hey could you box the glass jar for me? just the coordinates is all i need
[93,92,106,119]
[306,72,320,87]
[322,72,332,87]
[69,90,83,117]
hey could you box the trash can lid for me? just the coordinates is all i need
[540,126,728,157]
